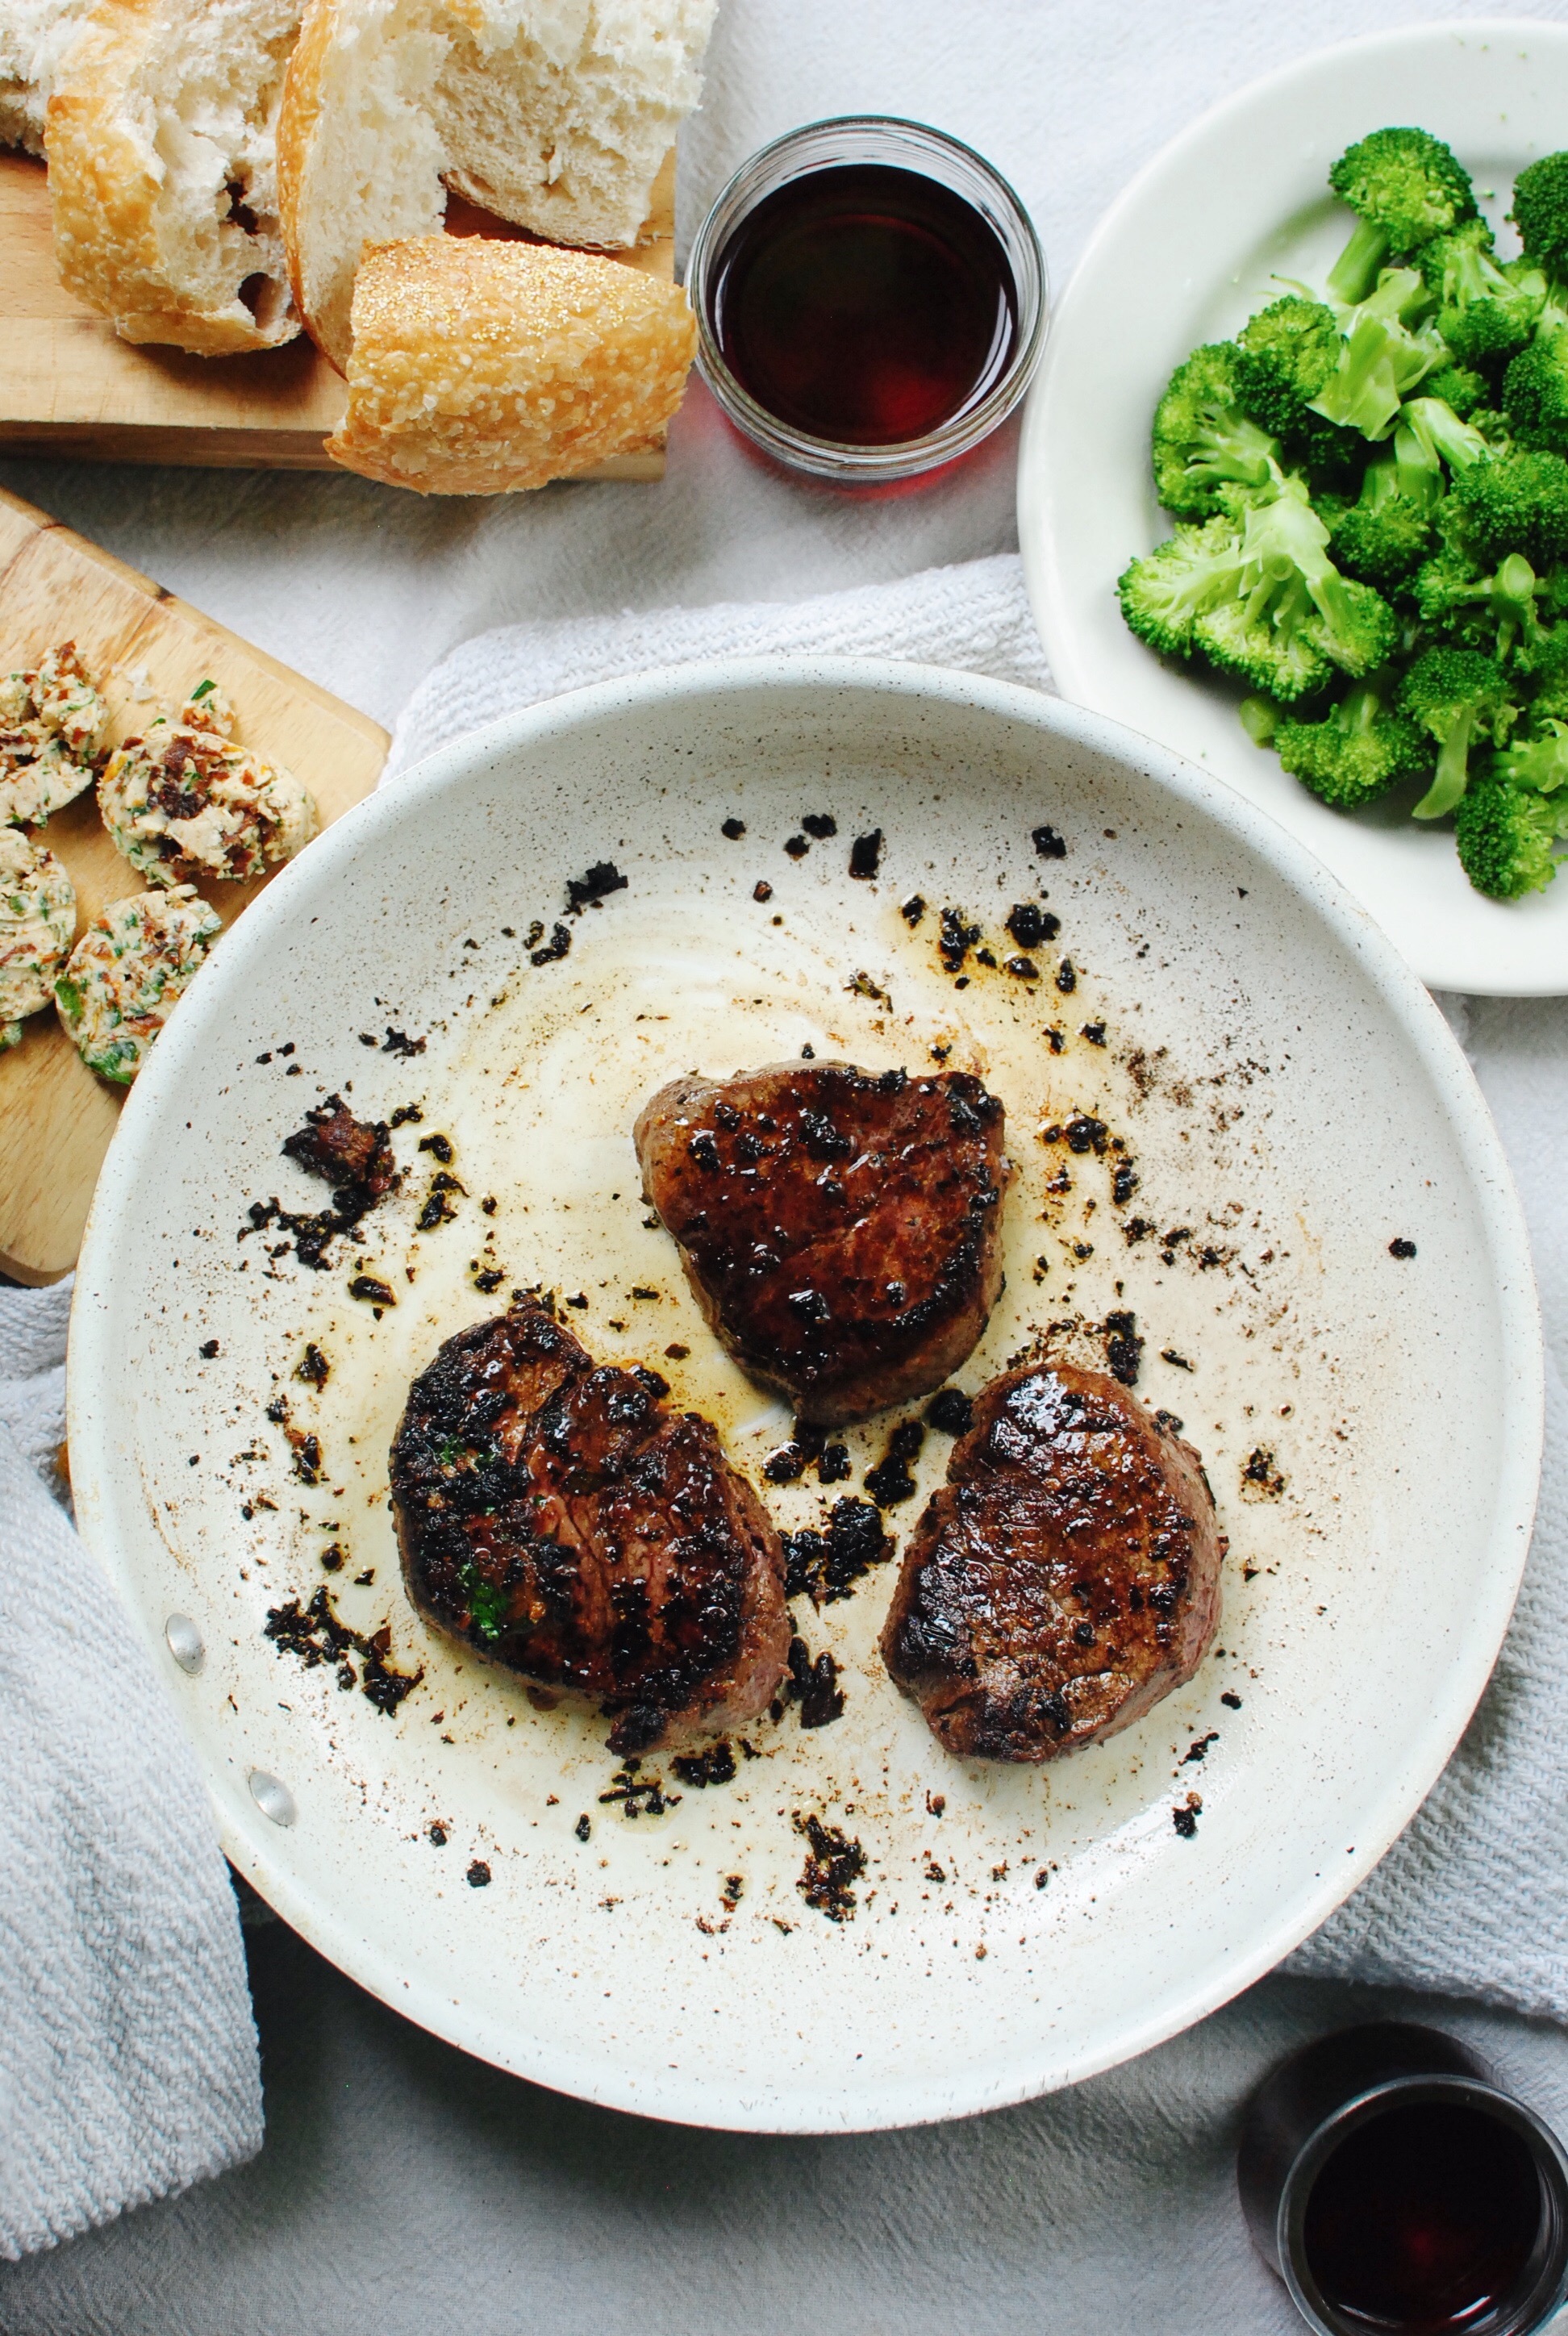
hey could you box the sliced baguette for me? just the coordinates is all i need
[46,0,302,353]
[325,233,696,493]
[277,0,712,369]
[0,0,94,154]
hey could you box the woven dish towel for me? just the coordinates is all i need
[390,552,1568,2025]
[0,1282,262,2259]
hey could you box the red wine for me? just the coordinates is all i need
[708,163,1017,447]
[1303,2100,1542,2332]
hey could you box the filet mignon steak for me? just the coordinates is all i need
[880,1361,1224,1762]
[634,1062,1011,1427]
[390,1300,790,1754]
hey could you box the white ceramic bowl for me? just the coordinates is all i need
[69,660,1541,2131]
[1018,18,1568,996]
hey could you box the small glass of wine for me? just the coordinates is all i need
[1238,2022,1568,2336]
[685,116,1046,485]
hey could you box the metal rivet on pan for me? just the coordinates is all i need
[248,1771,296,1828]
[165,1613,204,1673]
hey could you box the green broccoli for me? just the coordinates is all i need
[1390,394,1491,510]
[1413,549,1544,659]
[1454,775,1568,896]
[1274,682,1435,809]
[1509,151,1568,278]
[1524,625,1568,722]
[1117,515,1247,660]
[1191,476,1397,698]
[1151,343,1281,518]
[1233,298,1341,432]
[1399,646,1516,817]
[1424,361,1491,418]
[1420,220,1546,365]
[1309,270,1443,438]
[1449,446,1568,566]
[1503,323,1568,457]
[1326,127,1480,302]
[1328,457,1435,587]
[1492,716,1568,794]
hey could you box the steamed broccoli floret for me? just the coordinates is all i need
[1454,775,1568,896]
[1510,151,1568,277]
[1399,646,1515,817]
[1309,271,1443,437]
[1274,682,1435,809]
[1492,717,1568,794]
[1151,343,1281,518]
[1524,626,1568,723]
[1191,476,1397,699]
[1420,220,1546,365]
[1503,323,1568,457]
[1413,549,1544,659]
[1449,447,1568,566]
[1423,360,1491,418]
[1326,127,1480,302]
[1328,458,1435,587]
[1117,515,1246,660]
[1390,394,1491,510]
[1233,298,1341,432]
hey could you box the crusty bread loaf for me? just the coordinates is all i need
[0,0,93,153]
[46,0,302,353]
[325,234,696,492]
[278,0,713,369]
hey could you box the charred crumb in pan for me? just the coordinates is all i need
[937,907,981,974]
[598,1757,679,1817]
[466,1860,491,1887]
[382,1028,426,1057]
[781,1497,890,1605]
[864,1417,925,1507]
[574,1813,591,1842]
[416,1170,467,1230]
[1080,1022,1107,1047]
[924,1387,973,1435]
[418,1132,454,1163]
[1055,960,1077,994]
[1161,1348,1193,1371]
[670,1740,737,1787]
[1182,1732,1219,1764]
[794,1812,865,1921]
[900,895,925,926]
[565,861,628,914]
[1221,1690,1243,1709]
[1173,1793,1203,1838]
[1006,902,1061,949]
[780,1635,844,1728]
[1032,824,1067,859]
[243,1096,402,1271]
[1099,1310,1144,1387]
[198,1337,219,1358]
[721,817,745,840]
[802,813,837,840]
[1241,1447,1287,1500]
[295,1341,330,1387]
[849,830,882,879]
[531,924,572,966]
[348,1274,396,1310]
[264,1585,423,1713]
[390,1103,424,1128]
[1388,1237,1417,1258]
[784,834,810,859]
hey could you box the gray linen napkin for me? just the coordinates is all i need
[390,553,1568,2025]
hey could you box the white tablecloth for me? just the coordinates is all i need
[6,2,1568,2327]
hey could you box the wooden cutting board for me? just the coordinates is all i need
[0,485,389,1284]
[0,149,674,477]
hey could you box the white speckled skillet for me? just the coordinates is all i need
[69,660,1541,2133]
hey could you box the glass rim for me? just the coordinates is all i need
[684,113,1049,483]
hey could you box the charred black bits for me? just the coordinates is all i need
[1242,1448,1287,1500]
[721,817,745,839]
[1161,1348,1194,1371]
[1055,959,1077,994]
[865,1418,925,1507]
[1065,1114,1107,1155]
[1389,1237,1416,1258]
[900,895,926,926]
[198,1337,219,1358]
[1221,1691,1243,1710]
[1154,1410,1186,1435]
[320,1544,345,1572]
[938,907,981,974]
[784,834,810,859]
[565,861,628,912]
[382,1028,426,1057]
[1033,824,1067,859]
[265,1586,422,1715]
[764,1443,809,1484]
[785,1637,844,1728]
[598,1757,678,1817]
[1006,902,1061,949]
[428,1823,447,1846]
[794,1812,865,1921]
[418,1133,454,1163]
[1111,1161,1140,1204]
[849,829,882,878]
[1101,1310,1143,1387]
[802,813,837,840]
[1173,1795,1203,1838]
[349,1274,395,1308]
[670,1741,737,1788]
[295,1341,329,1387]
[531,923,572,966]
[1080,1021,1107,1046]
[817,1442,851,1483]
[1183,1733,1219,1764]
[1006,956,1040,981]
[390,1104,423,1128]
[574,1814,591,1842]
[924,1387,973,1436]
[753,881,774,903]
[466,1860,491,1888]
[782,1498,890,1604]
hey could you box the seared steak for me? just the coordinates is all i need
[634,1062,1011,1427]
[880,1361,1224,1762]
[390,1300,789,1753]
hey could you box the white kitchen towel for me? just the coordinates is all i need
[386,556,1568,2026]
[0,1283,262,2259]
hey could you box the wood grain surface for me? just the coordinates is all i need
[0,149,675,478]
[0,486,389,1284]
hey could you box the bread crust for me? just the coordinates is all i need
[47,0,299,354]
[325,236,695,494]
